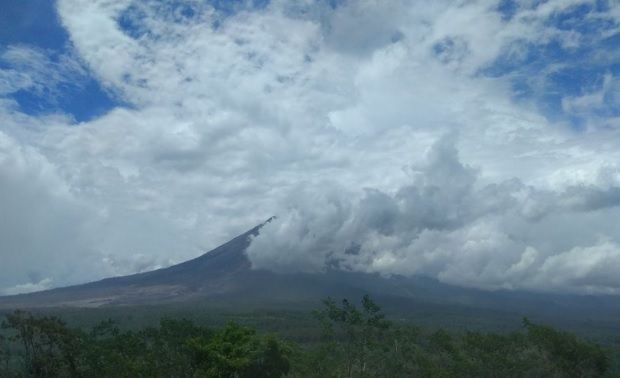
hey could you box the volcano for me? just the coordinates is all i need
[2,221,620,325]
[0,222,369,308]
[0,221,443,309]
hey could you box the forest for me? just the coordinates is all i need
[0,295,616,377]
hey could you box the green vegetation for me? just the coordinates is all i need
[0,296,617,377]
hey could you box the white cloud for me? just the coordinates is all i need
[2,278,54,296]
[1,0,620,294]
[249,136,620,294]
[0,45,88,100]
[536,240,620,294]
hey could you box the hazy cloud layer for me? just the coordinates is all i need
[1,0,620,294]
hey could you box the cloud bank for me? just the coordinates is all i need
[248,135,620,294]
[1,0,620,294]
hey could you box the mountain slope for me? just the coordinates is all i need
[2,222,620,327]
[0,223,263,308]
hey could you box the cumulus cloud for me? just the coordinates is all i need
[249,136,620,294]
[0,131,92,290]
[1,0,620,294]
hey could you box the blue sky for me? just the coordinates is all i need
[0,0,276,122]
[0,0,120,122]
[488,0,620,128]
[2,0,618,126]
[2,0,620,295]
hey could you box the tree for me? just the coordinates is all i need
[189,322,290,378]
[523,318,610,377]
[0,333,10,377]
[314,294,390,378]
[1,310,81,377]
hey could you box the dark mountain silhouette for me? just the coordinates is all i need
[2,220,620,324]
